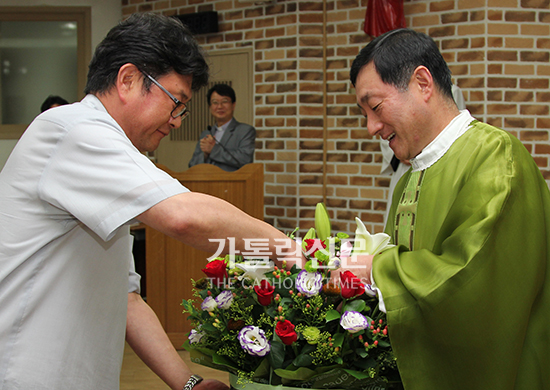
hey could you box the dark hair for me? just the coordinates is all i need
[207,84,236,104]
[40,95,69,112]
[350,28,453,100]
[84,13,209,95]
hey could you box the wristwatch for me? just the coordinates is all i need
[183,374,203,390]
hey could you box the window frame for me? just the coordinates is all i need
[0,6,91,139]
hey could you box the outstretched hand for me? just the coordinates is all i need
[195,379,230,390]
[330,254,375,287]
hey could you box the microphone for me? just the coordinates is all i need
[206,126,241,167]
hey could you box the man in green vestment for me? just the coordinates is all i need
[348,28,550,389]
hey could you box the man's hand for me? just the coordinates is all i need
[330,254,375,287]
[200,135,216,156]
[195,379,229,390]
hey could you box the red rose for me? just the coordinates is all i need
[201,259,228,287]
[254,279,275,306]
[275,320,298,345]
[340,270,365,299]
[305,239,326,256]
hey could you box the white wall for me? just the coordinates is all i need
[0,0,121,170]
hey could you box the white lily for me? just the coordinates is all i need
[352,217,394,255]
[235,260,275,283]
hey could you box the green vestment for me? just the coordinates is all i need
[375,121,550,389]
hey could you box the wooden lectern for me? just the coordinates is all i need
[145,163,264,348]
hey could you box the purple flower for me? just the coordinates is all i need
[296,270,323,297]
[201,296,217,312]
[188,328,205,344]
[364,283,377,297]
[215,290,234,309]
[340,311,369,333]
[238,326,270,357]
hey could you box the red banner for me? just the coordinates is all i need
[363,0,406,37]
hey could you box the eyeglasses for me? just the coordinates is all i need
[144,73,189,119]
[211,99,232,106]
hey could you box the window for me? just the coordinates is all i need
[0,6,91,139]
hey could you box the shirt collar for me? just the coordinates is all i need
[214,118,232,132]
[410,110,475,172]
[82,94,108,113]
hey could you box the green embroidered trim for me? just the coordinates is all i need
[394,170,425,250]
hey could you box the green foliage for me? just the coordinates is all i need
[183,203,400,388]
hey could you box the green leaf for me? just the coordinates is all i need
[343,368,375,380]
[293,352,313,367]
[269,340,286,369]
[201,322,217,332]
[181,299,192,311]
[356,348,369,358]
[314,250,329,262]
[252,358,271,379]
[351,356,377,370]
[332,332,345,348]
[300,343,317,355]
[325,309,341,322]
[342,299,366,313]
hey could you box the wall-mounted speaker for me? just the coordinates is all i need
[174,11,219,35]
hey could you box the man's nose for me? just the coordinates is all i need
[366,115,383,136]
[169,115,182,128]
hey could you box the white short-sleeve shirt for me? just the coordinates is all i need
[0,95,188,389]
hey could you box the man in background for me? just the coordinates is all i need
[0,13,299,390]
[348,28,550,389]
[40,94,69,112]
[188,84,255,172]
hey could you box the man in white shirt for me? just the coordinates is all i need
[0,13,298,390]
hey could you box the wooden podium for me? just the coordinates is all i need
[145,163,264,348]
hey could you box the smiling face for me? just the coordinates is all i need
[355,62,431,162]
[124,71,193,153]
[209,91,236,126]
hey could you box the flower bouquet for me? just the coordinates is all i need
[182,203,401,389]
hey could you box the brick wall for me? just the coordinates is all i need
[122,0,550,237]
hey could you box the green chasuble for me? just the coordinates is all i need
[375,121,550,390]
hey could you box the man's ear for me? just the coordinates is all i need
[116,63,142,103]
[412,66,433,102]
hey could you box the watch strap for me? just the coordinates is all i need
[183,374,203,390]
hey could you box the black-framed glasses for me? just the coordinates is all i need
[144,73,189,119]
